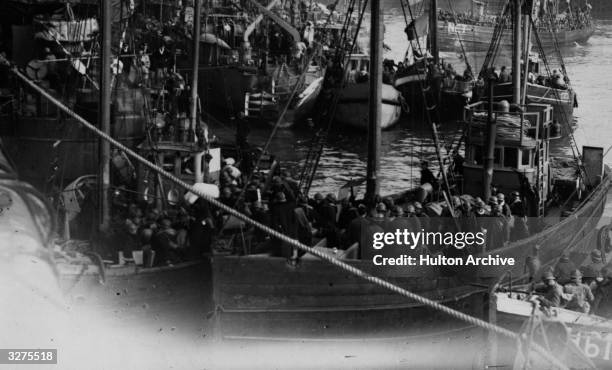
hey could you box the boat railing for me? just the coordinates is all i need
[464,101,553,146]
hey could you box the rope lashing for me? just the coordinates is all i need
[1,56,569,370]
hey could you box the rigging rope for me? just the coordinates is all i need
[299,0,367,195]
[445,0,472,73]
[400,0,458,214]
[1,57,571,369]
[530,18,581,162]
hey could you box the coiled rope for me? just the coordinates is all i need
[1,56,569,370]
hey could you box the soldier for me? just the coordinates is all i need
[563,270,594,313]
[554,253,577,285]
[537,271,570,308]
[509,191,528,241]
[581,250,605,286]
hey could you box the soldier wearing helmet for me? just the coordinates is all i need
[581,249,605,286]
[563,269,594,313]
[537,271,570,308]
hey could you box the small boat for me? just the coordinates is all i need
[495,290,612,368]
[335,54,404,130]
[244,65,325,128]
[198,3,326,128]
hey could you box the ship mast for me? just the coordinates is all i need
[512,0,522,105]
[365,0,383,202]
[484,0,523,200]
[99,0,112,230]
[190,0,202,141]
[429,0,439,65]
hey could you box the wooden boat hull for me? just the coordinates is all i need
[245,76,324,129]
[394,73,473,121]
[211,172,610,340]
[437,22,594,52]
[495,292,612,368]
[212,256,487,340]
[58,260,213,331]
[440,89,472,122]
[335,83,403,130]
[393,70,431,117]
[198,65,259,116]
[3,87,146,189]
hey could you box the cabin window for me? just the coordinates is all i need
[503,147,518,168]
[351,60,358,70]
[521,149,531,166]
[494,148,501,165]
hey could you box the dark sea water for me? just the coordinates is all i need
[210,15,612,197]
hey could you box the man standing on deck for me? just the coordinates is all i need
[270,192,298,260]
[420,160,438,189]
[499,66,511,83]
[509,191,529,241]
[554,253,577,285]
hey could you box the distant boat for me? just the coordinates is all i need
[437,0,594,52]
[244,64,325,128]
[335,54,404,130]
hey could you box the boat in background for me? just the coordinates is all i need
[393,0,475,121]
[244,63,325,128]
[197,0,330,128]
[0,1,145,190]
[335,53,404,130]
[437,0,594,52]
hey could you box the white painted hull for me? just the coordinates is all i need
[335,83,403,130]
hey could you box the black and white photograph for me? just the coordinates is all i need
[2,0,612,368]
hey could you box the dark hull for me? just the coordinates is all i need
[3,87,145,189]
[439,90,471,121]
[394,74,472,121]
[437,23,595,52]
[212,172,609,340]
[198,65,259,117]
[245,75,324,129]
[213,256,487,339]
[58,260,213,332]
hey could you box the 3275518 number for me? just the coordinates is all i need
[0,349,57,364]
